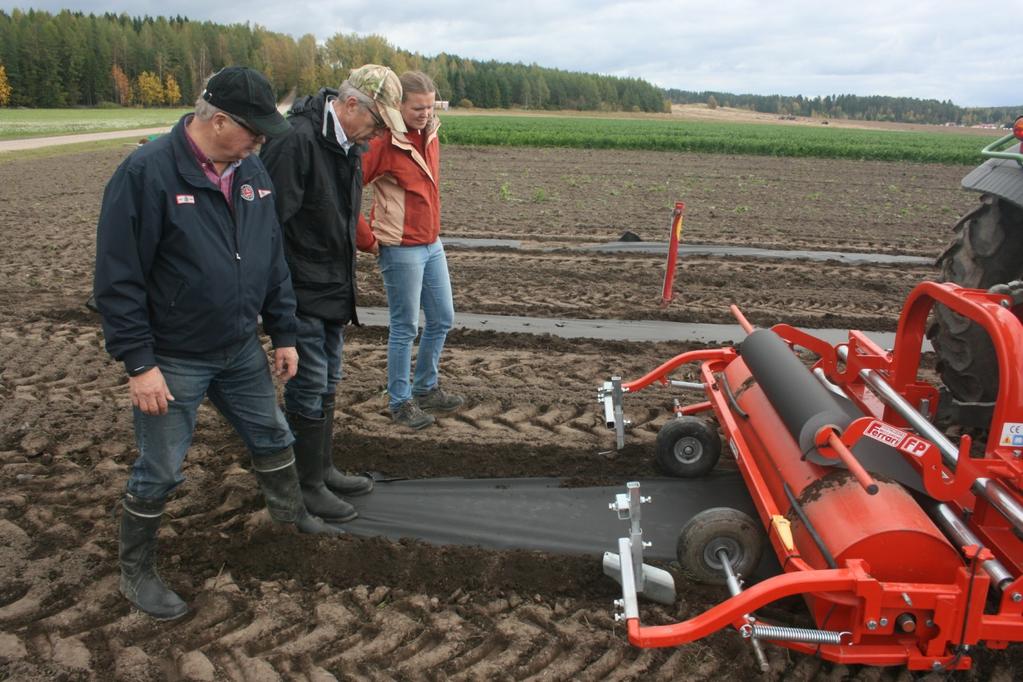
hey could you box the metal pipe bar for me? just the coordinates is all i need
[837,345,1021,581]
[617,537,640,619]
[717,549,770,672]
[812,367,848,399]
[932,504,1014,590]
[840,346,1023,530]
[718,549,743,597]
[601,379,617,428]
[839,348,959,467]
[628,482,645,594]
[973,478,1023,539]
[669,380,706,391]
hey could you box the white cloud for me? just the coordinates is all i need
[4,0,1020,106]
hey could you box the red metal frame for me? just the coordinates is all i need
[613,282,1023,670]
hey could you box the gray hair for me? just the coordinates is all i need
[194,72,221,120]
[193,97,222,121]
[338,81,375,106]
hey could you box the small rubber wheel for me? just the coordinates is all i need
[655,417,721,477]
[676,507,765,585]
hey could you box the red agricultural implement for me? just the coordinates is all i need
[599,281,1023,671]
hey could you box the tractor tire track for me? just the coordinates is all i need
[2,144,1019,680]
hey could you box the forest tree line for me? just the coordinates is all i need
[667,89,1018,127]
[2,9,1014,124]
[0,9,668,112]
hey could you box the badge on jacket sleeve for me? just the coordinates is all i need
[240,184,255,202]
[176,194,195,204]
[258,189,272,199]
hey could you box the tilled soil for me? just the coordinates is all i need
[1,143,1017,680]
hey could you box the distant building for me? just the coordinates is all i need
[436,100,450,111]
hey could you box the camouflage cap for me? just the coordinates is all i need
[347,64,407,134]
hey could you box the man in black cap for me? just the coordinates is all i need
[94,66,343,622]
[259,64,406,523]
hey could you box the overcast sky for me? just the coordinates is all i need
[7,1,1021,107]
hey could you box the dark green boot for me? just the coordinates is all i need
[251,447,347,534]
[321,393,373,497]
[279,419,358,525]
[253,447,349,531]
[118,494,189,621]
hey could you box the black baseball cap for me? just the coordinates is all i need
[201,66,290,137]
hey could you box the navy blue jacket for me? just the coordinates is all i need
[94,115,297,373]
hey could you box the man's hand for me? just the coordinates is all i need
[274,346,299,381]
[368,241,380,257]
[129,367,175,416]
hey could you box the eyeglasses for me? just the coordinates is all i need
[359,101,388,131]
[224,112,262,138]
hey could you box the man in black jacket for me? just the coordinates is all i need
[260,64,405,522]
[94,66,342,622]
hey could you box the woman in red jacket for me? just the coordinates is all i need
[358,71,464,429]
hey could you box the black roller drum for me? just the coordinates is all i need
[739,329,854,457]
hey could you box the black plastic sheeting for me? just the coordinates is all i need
[342,473,755,562]
[442,237,932,265]
[354,307,907,348]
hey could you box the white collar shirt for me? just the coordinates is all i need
[325,97,354,154]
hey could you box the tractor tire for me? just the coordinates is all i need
[929,194,1023,404]
[655,417,721,478]
[676,507,765,586]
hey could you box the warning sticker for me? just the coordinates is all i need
[1000,422,1023,448]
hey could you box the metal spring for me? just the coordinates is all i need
[741,623,850,645]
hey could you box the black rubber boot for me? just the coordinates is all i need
[265,430,357,525]
[321,393,373,497]
[251,447,346,534]
[118,494,189,621]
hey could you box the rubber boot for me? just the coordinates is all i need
[280,419,358,525]
[118,494,189,621]
[321,393,373,497]
[251,447,347,534]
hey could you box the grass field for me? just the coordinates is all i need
[0,108,191,139]
[0,137,135,163]
[0,106,996,165]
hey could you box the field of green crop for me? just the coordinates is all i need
[439,115,990,164]
[0,108,191,139]
[0,107,999,164]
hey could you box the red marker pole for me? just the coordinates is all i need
[660,201,685,308]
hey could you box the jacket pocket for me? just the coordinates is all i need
[168,280,187,312]
[286,252,348,284]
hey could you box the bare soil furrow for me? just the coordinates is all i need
[1,143,1017,680]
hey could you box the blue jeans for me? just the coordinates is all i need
[127,334,294,500]
[283,313,344,419]
[378,240,454,411]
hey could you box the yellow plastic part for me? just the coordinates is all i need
[772,515,794,552]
